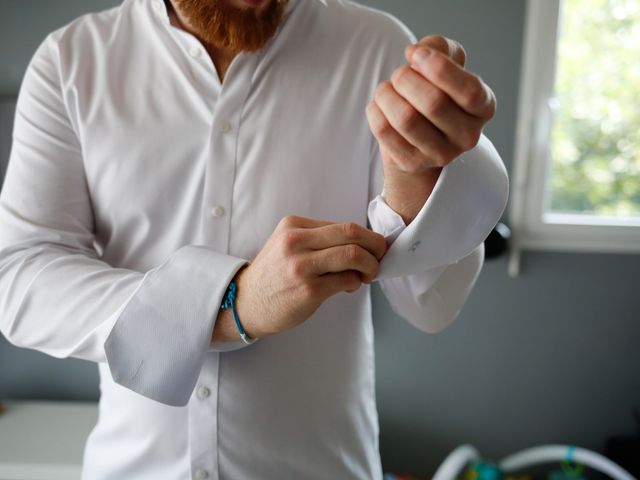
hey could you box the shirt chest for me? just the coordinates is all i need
[75,43,376,264]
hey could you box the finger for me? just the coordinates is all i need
[410,48,495,119]
[390,65,484,152]
[374,77,465,159]
[367,95,456,170]
[277,214,335,231]
[308,244,380,283]
[366,97,424,171]
[405,35,466,67]
[316,270,363,297]
[301,222,387,260]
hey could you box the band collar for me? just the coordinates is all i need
[151,0,327,24]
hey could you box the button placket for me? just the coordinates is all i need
[191,50,262,480]
[219,120,231,133]
[188,358,219,479]
[194,468,209,479]
[210,206,225,218]
[197,385,211,399]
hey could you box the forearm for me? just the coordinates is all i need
[382,165,442,224]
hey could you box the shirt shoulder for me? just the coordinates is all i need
[35,0,141,86]
[304,0,417,77]
[319,0,417,47]
[30,0,150,103]
[46,1,126,52]
[20,0,138,134]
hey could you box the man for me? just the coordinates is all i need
[0,0,508,478]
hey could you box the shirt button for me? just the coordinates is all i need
[152,0,163,12]
[210,206,225,218]
[219,120,231,133]
[197,386,211,399]
[194,469,209,479]
[189,46,202,58]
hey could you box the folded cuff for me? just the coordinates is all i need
[104,245,247,406]
[371,135,508,280]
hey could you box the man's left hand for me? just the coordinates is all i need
[366,35,497,223]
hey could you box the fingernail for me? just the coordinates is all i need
[412,47,432,66]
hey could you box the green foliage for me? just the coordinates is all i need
[549,0,640,216]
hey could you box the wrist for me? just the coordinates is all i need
[212,265,265,344]
[382,165,442,224]
[232,265,271,340]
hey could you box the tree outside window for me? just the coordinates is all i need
[548,0,640,218]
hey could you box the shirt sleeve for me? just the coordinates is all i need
[367,134,508,333]
[0,36,246,407]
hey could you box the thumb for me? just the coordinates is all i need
[404,35,466,67]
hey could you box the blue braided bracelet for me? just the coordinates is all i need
[220,280,257,345]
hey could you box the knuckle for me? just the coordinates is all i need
[299,281,317,300]
[391,65,412,89]
[289,257,308,278]
[342,222,360,240]
[345,244,362,263]
[392,147,420,172]
[280,230,302,252]
[374,81,391,103]
[372,115,392,138]
[465,78,486,109]
[390,67,402,87]
[425,89,449,117]
[396,104,420,132]
[278,215,298,230]
[431,55,450,80]
[399,150,421,171]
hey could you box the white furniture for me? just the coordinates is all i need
[432,444,636,480]
[0,400,98,480]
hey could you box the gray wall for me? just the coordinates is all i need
[0,0,124,399]
[1,0,639,476]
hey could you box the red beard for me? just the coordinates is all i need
[172,0,289,53]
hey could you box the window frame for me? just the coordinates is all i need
[508,0,640,276]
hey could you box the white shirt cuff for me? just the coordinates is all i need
[367,193,406,247]
[368,134,509,280]
[104,245,247,406]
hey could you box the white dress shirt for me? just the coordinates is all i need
[0,0,508,478]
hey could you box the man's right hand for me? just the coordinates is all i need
[212,215,387,343]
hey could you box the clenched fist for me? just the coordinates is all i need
[366,35,497,223]
[212,215,387,342]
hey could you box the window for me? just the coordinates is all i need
[509,0,640,275]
